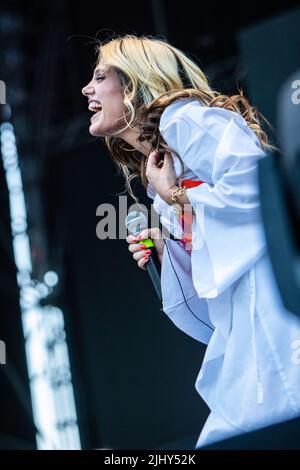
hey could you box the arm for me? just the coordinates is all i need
[158,101,268,298]
[159,103,267,216]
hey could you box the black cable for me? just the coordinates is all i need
[162,238,214,332]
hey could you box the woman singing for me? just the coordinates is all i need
[82,34,300,448]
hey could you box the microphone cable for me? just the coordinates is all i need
[162,236,214,333]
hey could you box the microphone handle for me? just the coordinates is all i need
[143,233,183,301]
[137,238,162,302]
[145,254,162,301]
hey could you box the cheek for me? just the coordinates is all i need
[106,96,127,125]
[109,93,125,116]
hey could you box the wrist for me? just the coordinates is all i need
[164,185,179,205]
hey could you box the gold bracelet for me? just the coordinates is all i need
[171,186,186,204]
[171,186,187,217]
[173,203,183,217]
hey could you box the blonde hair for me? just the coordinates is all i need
[96,34,276,202]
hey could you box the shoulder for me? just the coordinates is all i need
[159,97,261,148]
[159,97,249,130]
[159,98,203,132]
[159,98,200,130]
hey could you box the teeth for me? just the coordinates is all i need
[88,101,102,112]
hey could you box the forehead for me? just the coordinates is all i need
[94,60,110,74]
[94,66,108,73]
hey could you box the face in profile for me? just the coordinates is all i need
[82,60,127,137]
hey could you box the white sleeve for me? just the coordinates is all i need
[159,101,268,299]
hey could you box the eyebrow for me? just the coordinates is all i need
[94,67,108,75]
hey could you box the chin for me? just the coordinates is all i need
[89,123,104,137]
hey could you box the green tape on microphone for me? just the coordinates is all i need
[138,239,154,248]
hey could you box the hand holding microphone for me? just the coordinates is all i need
[126,227,164,269]
[125,211,164,300]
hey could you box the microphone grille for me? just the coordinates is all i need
[125,211,148,236]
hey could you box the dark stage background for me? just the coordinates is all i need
[0,0,299,449]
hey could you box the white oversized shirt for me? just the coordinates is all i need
[146,98,300,446]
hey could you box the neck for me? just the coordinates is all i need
[118,126,152,157]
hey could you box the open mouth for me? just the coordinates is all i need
[88,101,102,122]
[90,109,102,122]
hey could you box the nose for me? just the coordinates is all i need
[82,81,94,97]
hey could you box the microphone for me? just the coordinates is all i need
[125,211,162,301]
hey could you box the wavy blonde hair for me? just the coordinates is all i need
[96,34,276,202]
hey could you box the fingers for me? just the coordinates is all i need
[133,248,151,262]
[138,255,150,271]
[126,228,162,270]
[125,234,151,270]
[135,227,161,241]
[126,234,140,244]
[147,149,160,168]
[147,149,173,170]
[130,246,151,271]
[128,240,151,259]
[128,243,148,255]
[126,230,158,245]
[162,151,172,166]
